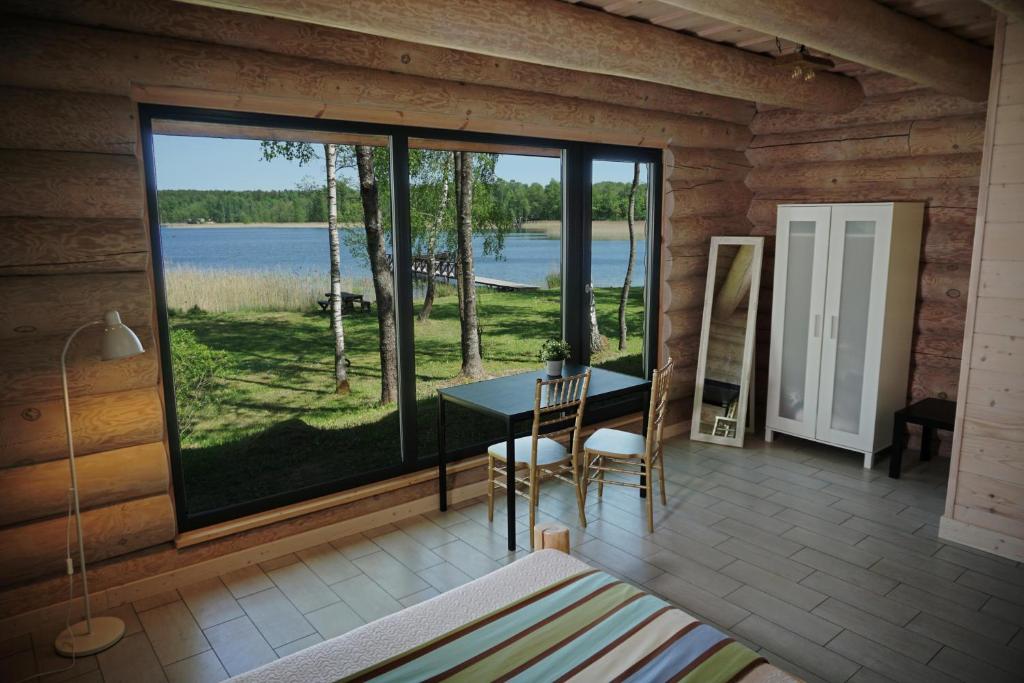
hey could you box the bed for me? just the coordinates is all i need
[232,550,797,682]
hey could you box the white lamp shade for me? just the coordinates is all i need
[101,311,144,361]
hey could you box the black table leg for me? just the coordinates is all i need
[640,388,649,498]
[921,426,934,462]
[506,419,517,552]
[438,395,447,511]
[889,413,905,479]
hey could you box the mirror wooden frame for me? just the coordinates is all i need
[690,236,764,448]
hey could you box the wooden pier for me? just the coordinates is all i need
[385,253,537,292]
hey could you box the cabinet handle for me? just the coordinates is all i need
[830,315,838,339]
[813,314,822,338]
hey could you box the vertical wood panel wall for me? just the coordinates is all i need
[942,16,1024,563]
[744,74,987,456]
[0,0,752,605]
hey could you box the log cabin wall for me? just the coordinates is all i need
[942,15,1024,563]
[0,0,753,619]
[744,73,988,454]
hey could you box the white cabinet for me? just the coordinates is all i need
[766,203,923,468]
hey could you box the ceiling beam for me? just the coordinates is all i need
[655,0,991,101]
[4,0,754,126]
[980,1,1024,23]
[176,0,865,113]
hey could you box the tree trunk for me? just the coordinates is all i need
[589,286,606,355]
[419,153,452,322]
[618,162,640,351]
[455,152,484,378]
[355,145,398,405]
[325,144,350,394]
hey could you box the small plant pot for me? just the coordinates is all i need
[546,360,564,376]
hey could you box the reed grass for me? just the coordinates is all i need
[165,267,375,313]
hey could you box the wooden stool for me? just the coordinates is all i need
[532,523,570,553]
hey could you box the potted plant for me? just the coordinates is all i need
[538,338,572,376]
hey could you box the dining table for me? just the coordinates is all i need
[436,364,652,551]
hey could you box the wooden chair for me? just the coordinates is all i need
[581,359,673,533]
[487,370,591,548]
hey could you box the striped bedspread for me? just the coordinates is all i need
[342,569,766,683]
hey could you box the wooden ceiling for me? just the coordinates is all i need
[564,0,997,76]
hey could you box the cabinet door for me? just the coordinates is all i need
[815,205,891,450]
[767,206,831,438]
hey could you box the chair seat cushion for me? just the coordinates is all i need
[488,436,568,466]
[584,428,646,457]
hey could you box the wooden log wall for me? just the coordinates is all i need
[0,84,174,588]
[943,15,1024,562]
[744,72,987,455]
[0,0,752,606]
[660,147,754,430]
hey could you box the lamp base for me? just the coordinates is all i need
[55,616,125,657]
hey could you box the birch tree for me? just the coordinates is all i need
[618,163,640,351]
[454,151,484,378]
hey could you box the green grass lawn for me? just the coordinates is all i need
[171,287,644,514]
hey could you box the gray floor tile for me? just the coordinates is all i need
[274,634,323,659]
[399,587,441,608]
[783,526,880,568]
[133,590,180,613]
[163,650,227,683]
[827,630,957,683]
[267,561,340,614]
[137,601,210,666]
[906,612,1024,674]
[204,616,276,677]
[713,518,804,557]
[296,544,362,585]
[705,486,785,516]
[842,516,942,557]
[982,596,1024,628]
[96,632,167,683]
[645,572,750,629]
[394,515,458,548]
[791,548,897,596]
[756,465,831,491]
[305,601,365,639]
[237,588,315,648]
[417,562,474,593]
[957,569,1024,606]
[708,500,793,535]
[575,539,663,584]
[220,565,274,600]
[833,500,922,533]
[855,536,963,581]
[720,560,826,610]
[331,574,404,622]
[178,577,245,630]
[646,549,741,597]
[369,530,444,572]
[647,526,735,570]
[765,491,851,525]
[873,559,987,609]
[888,583,1019,643]
[733,615,859,682]
[762,478,841,507]
[432,539,502,579]
[812,598,941,663]
[777,508,867,547]
[935,545,1024,583]
[329,533,381,560]
[727,586,841,645]
[657,513,730,547]
[801,571,918,626]
[344,545,450,600]
[716,538,814,582]
[929,646,1021,683]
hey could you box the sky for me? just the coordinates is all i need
[153,136,641,190]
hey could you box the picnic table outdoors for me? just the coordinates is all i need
[318,291,372,313]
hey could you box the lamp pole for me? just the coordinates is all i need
[55,311,143,657]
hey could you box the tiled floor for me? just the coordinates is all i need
[3,435,1023,683]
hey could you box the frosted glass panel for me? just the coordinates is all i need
[830,221,875,434]
[778,221,816,421]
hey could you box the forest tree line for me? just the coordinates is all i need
[157,178,648,225]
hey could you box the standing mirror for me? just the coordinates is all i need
[691,236,764,447]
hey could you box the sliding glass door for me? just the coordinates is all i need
[141,107,660,530]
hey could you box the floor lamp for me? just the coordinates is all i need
[55,311,145,657]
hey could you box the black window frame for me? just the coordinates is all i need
[139,104,662,531]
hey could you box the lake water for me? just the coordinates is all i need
[160,227,646,287]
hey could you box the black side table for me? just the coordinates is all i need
[890,398,956,479]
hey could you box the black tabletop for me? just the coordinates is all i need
[898,397,957,426]
[438,363,650,420]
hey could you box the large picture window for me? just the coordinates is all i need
[141,108,660,530]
